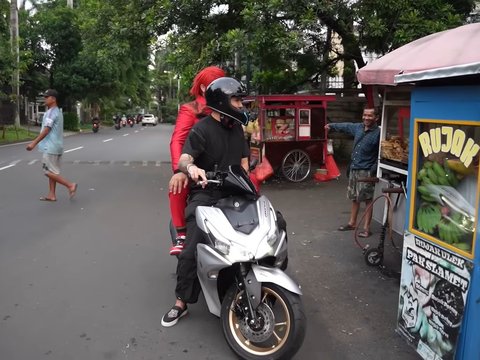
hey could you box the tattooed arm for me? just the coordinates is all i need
[178,153,207,185]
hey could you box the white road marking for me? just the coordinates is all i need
[28,159,39,165]
[123,134,129,137]
[134,130,139,133]
[0,159,22,171]
[0,164,15,171]
[64,146,83,153]
[103,138,113,143]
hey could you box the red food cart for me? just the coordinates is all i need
[246,94,336,182]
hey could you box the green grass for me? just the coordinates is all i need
[0,126,37,145]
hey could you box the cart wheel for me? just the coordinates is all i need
[364,248,383,267]
[281,149,311,182]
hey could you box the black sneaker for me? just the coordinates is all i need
[161,305,188,327]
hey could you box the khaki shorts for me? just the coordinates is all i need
[347,169,375,202]
[42,153,62,175]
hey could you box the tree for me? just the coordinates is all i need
[0,0,13,97]
[152,0,475,93]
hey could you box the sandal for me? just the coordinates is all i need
[358,231,372,238]
[69,183,78,199]
[338,224,355,231]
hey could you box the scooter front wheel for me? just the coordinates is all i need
[221,282,306,360]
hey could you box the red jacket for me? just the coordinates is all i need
[170,96,211,172]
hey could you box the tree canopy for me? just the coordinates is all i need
[0,0,477,120]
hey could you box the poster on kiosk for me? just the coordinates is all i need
[397,119,478,359]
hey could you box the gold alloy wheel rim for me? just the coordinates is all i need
[228,287,291,356]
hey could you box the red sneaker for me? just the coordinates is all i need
[169,235,185,256]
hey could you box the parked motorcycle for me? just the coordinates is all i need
[170,165,305,360]
[121,115,127,127]
[127,116,134,127]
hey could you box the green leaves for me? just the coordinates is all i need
[2,0,476,116]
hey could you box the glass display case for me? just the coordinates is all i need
[373,89,412,235]
[378,89,412,176]
[263,108,296,141]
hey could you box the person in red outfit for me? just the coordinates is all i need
[168,66,226,255]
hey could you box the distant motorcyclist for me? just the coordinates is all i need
[113,114,121,130]
[91,116,100,133]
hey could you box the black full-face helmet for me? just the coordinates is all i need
[206,77,249,127]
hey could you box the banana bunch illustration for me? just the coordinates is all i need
[416,203,442,234]
[446,159,475,176]
[438,212,467,244]
[417,160,458,189]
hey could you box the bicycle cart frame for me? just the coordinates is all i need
[245,94,335,182]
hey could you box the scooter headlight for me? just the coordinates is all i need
[267,229,279,246]
[214,238,231,255]
[214,238,253,260]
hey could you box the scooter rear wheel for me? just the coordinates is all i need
[221,282,305,360]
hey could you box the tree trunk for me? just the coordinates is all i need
[10,1,20,127]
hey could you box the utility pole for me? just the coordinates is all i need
[10,0,20,127]
[67,0,73,8]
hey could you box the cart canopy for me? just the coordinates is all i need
[357,23,480,86]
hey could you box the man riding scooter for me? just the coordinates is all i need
[91,116,100,133]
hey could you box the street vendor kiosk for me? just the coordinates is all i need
[396,84,480,360]
[355,22,480,360]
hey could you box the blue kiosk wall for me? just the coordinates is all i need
[404,85,480,360]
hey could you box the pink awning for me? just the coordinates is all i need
[357,23,480,85]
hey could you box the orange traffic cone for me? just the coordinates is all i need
[324,154,340,179]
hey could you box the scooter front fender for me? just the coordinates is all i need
[251,264,303,296]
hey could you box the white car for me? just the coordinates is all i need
[141,114,158,126]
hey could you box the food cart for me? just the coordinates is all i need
[246,94,335,182]
[357,22,480,360]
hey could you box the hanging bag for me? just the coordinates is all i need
[253,156,274,182]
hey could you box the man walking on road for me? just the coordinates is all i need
[26,89,77,202]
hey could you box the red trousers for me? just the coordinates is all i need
[169,173,261,230]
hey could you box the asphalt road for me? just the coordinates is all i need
[0,124,419,360]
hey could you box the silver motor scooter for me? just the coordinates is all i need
[191,165,306,360]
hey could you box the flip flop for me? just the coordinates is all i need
[39,197,56,202]
[358,231,372,238]
[69,183,78,199]
[338,224,355,231]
